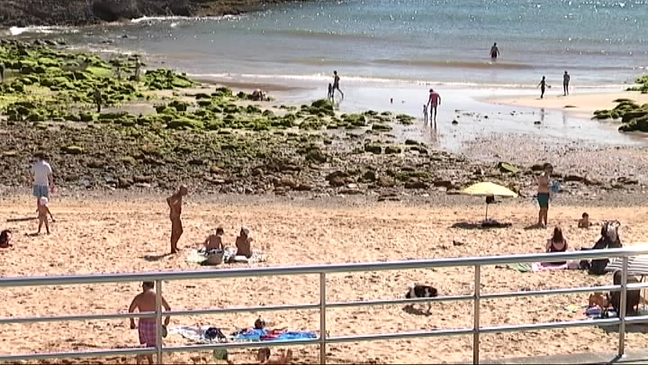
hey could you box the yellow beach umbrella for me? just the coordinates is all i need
[461,182,518,220]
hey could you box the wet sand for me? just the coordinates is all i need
[488,90,648,118]
[2,195,648,364]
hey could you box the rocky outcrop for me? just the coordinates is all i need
[0,0,308,27]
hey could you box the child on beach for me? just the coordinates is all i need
[235,226,254,258]
[37,197,55,235]
[578,212,591,228]
[203,227,225,251]
[0,230,12,248]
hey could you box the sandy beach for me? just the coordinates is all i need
[488,90,648,118]
[2,195,648,364]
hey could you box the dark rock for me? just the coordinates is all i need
[432,179,455,189]
[360,170,377,182]
[564,175,585,183]
[117,177,133,189]
[384,146,402,154]
[339,188,364,195]
[404,181,429,189]
[376,176,396,188]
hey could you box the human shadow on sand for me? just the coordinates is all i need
[6,217,37,222]
[451,221,512,230]
[142,253,173,262]
[402,304,432,317]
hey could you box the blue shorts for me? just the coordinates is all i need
[537,192,550,209]
[33,185,49,198]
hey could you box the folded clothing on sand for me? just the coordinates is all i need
[186,247,266,265]
[231,328,317,342]
[167,325,228,343]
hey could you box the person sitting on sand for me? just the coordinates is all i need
[0,230,12,248]
[235,226,254,258]
[578,212,591,228]
[545,226,569,265]
[37,197,55,235]
[204,227,225,251]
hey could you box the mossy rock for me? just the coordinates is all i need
[342,113,366,127]
[168,100,190,112]
[372,123,392,132]
[364,144,382,154]
[61,145,85,155]
[498,162,519,174]
[384,146,401,154]
[166,118,204,130]
[396,114,415,124]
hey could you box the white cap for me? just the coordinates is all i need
[39,197,48,206]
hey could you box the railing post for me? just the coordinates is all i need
[473,264,481,365]
[155,280,163,364]
[618,256,628,357]
[319,272,327,364]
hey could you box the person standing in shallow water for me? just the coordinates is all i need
[332,70,344,99]
[563,71,571,96]
[167,185,188,254]
[538,76,547,99]
[490,43,500,60]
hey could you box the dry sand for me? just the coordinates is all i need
[2,195,648,364]
[488,90,648,118]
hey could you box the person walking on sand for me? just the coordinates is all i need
[94,88,102,113]
[128,281,171,365]
[538,76,547,99]
[31,152,54,212]
[563,71,570,96]
[427,88,441,125]
[490,43,500,60]
[167,185,188,254]
[36,197,55,235]
[536,163,553,228]
[332,70,344,99]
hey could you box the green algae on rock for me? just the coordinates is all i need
[592,97,648,132]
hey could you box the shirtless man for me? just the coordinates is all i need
[167,185,188,254]
[235,226,254,258]
[426,88,441,125]
[536,163,553,228]
[332,70,344,99]
[204,227,225,251]
[128,281,171,365]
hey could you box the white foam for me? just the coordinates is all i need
[8,26,79,36]
[130,15,238,24]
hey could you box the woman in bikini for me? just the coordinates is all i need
[536,163,553,228]
[546,226,568,265]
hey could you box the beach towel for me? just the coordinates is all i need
[230,328,317,342]
[186,247,267,265]
[564,304,587,314]
[496,261,575,272]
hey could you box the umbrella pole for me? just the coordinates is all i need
[485,203,489,220]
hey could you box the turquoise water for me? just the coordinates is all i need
[41,0,648,89]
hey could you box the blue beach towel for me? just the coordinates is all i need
[231,328,317,342]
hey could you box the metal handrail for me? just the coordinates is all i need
[0,247,646,364]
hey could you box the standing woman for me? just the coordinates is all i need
[536,163,553,228]
[31,152,54,211]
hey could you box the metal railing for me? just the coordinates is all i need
[2,247,648,364]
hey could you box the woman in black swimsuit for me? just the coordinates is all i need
[545,226,568,265]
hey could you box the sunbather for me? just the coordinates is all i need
[545,226,568,265]
[204,227,224,251]
[235,226,254,258]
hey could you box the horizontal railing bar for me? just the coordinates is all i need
[624,315,648,324]
[327,294,473,309]
[0,311,155,325]
[480,317,621,334]
[168,303,320,317]
[1,247,647,288]
[481,284,621,300]
[326,328,474,343]
[0,347,155,362]
[162,338,319,352]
